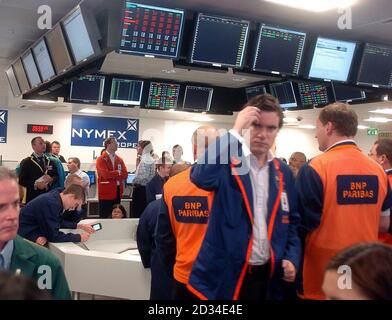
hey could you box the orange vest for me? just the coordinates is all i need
[303,144,389,300]
[164,167,214,284]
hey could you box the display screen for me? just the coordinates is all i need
[46,24,74,74]
[85,171,96,185]
[183,86,214,111]
[308,37,356,82]
[119,2,184,59]
[252,24,306,75]
[269,81,297,108]
[332,82,366,102]
[298,82,329,107]
[5,66,21,96]
[13,59,30,93]
[27,124,53,134]
[245,85,267,101]
[63,7,96,63]
[147,82,180,109]
[22,51,42,88]
[110,78,143,106]
[32,39,56,82]
[70,75,105,103]
[190,13,250,68]
[357,43,392,88]
[126,173,136,185]
[92,223,102,231]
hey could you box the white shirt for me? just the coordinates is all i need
[229,129,273,265]
[107,152,120,186]
[325,139,356,152]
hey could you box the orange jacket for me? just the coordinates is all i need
[96,151,128,200]
[164,167,214,284]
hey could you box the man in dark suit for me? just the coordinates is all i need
[18,137,58,203]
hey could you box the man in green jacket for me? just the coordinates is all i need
[0,166,71,300]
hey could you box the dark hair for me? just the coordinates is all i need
[319,103,358,137]
[112,204,126,218]
[0,271,51,300]
[327,243,392,300]
[68,157,81,168]
[62,184,85,202]
[375,138,392,163]
[243,93,284,128]
[45,141,51,154]
[51,141,60,147]
[31,137,43,146]
[104,137,116,149]
[138,140,152,150]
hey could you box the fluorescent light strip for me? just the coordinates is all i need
[298,125,316,129]
[369,108,392,115]
[27,99,55,104]
[264,0,356,12]
[79,108,103,114]
[364,117,392,123]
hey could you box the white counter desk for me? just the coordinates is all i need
[49,219,150,300]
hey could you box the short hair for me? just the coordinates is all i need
[62,184,85,202]
[374,138,392,163]
[104,137,116,149]
[45,141,51,154]
[0,166,17,182]
[112,204,127,218]
[243,93,284,128]
[51,141,60,147]
[31,137,43,146]
[319,103,358,137]
[157,157,173,170]
[64,174,82,188]
[68,157,81,169]
[169,163,191,177]
[326,243,392,300]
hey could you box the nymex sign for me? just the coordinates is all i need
[71,115,139,148]
[0,110,8,144]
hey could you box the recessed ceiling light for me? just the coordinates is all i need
[364,117,392,123]
[192,115,214,122]
[283,117,298,123]
[162,69,176,74]
[264,0,356,12]
[79,108,103,114]
[298,124,316,129]
[369,108,392,115]
[27,99,55,104]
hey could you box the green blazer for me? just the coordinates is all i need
[10,236,71,300]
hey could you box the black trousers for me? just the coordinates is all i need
[99,186,121,219]
[131,185,147,218]
[172,279,199,301]
[238,263,270,301]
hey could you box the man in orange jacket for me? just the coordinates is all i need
[96,137,128,218]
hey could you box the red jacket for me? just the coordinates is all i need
[96,151,128,200]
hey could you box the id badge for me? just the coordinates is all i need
[281,191,290,212]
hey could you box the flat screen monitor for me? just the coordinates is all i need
[63,6,101,64]
[46,24,74,74]
[13,59,30,94]
[357,43,392,88]
[85,171,96,185]
[119,2,185,59]
[332,82,366,102]
[298,82,329,107]
[245,85,267,101]
[147,82,180,109]
[126,173,136,185]
[183,86,214,111]
[308,37,356,82]
[5,66,22,96]
[110,78,143,106]
[269,81,297,109]
[70,75,105,103]
[32,39,56,82]
[21,51,42,89]
[252,24,306,75]
[190,13,250,68]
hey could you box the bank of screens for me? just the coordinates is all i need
[32,39,56,82]
[245,85,267,100]
[332,82,366,102]
[119,2,185,59]
[298,82,329,107]
[21,51,42,89]
[269,81,297,108]
[183,86,214,111]
[110,78,144,106]
[46,24,74,74]
[190,13,250,68]
[13,59,30,94]
[70,75,105,103]
[147,82,180,109]
[252,24,306,75]
[5,66,21,96]
[357,43,392,88]
[308,37,356,82]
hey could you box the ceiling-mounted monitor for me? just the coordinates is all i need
[21,50,42,89]
[308,37,356,82]
[62,5,101,64]
[298,82,329,107]
[183,86,214,112]
[5,66,21,97]
[45,24,74,75]
[119,2,185,59]
[269,81,297,109]
[332,82,366,102]
[147,82,180,109]
[13,59,30,94]
[190,13,250,68]
[252,24,306,76]
[32,39,56,82]
[356,43,392,88]
[70,75,105,103]
[245,85,267,101]
[110,78,143,106]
